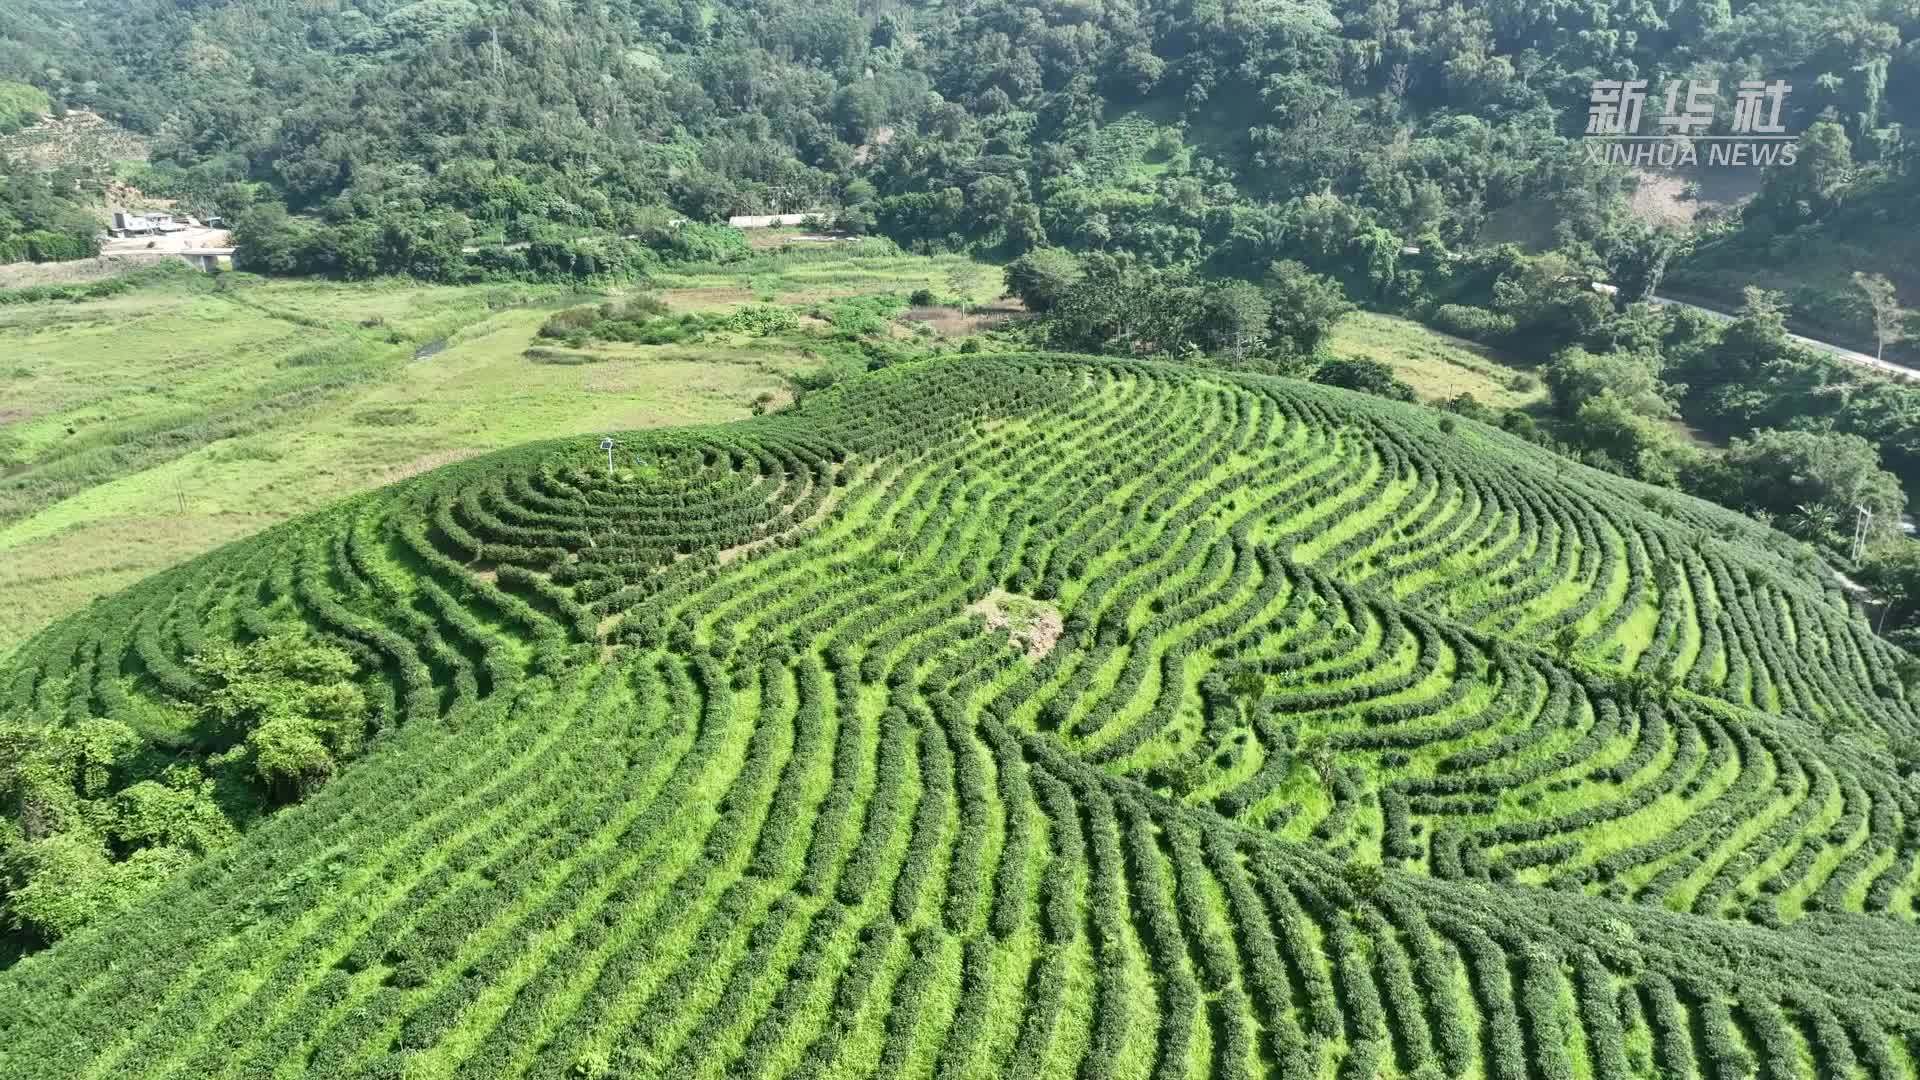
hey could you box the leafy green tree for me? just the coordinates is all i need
[1489,252,1614,351]
[1788,502,1843,548]
[246,718,338,799]
[1568,392,1685,484]
[1856,542,1920,633]
[1262,260,1353,354]
[1311,357,1416,402]
[1,832,120,941]
[0,167,103,263]
[1759,120,1853,226]
[0,715,140,843]
[1038,256,1214,356]
[1606,224,1685,304]
[1853,271,1907,364]
[1543,347,1671,420]
[0,792,201,942]
[188,634,369,804]
[1688,428,1904,540]
[108,775,234,853]
[1002,248,1081,313]
[231,204,311,276]
[1195,282,1271,362]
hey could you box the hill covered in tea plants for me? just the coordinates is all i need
[3,354,1919,1079]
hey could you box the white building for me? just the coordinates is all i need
[726,212,826,228]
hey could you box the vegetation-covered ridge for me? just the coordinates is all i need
[4,354,1920,1077]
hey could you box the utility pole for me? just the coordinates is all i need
[1853,504,1873,563]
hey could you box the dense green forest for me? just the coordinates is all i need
[2,0,1916,278]
[1,75,95,260]
[0,163,97,262]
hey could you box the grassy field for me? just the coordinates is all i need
[0,248,1001,656]
[1325,310,1547,409]
[651,242,1006,306]
[5,352,1917,1077]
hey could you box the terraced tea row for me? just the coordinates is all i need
[4,653,1917,1079]
[4,354,1919,1077]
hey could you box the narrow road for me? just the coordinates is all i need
[1650,293,1920,380]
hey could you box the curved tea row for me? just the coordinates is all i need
[3,354,1918,1077]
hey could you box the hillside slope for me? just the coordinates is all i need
[1668,166,1920,365]
[4,354,1919,1078]
[6,0,1915,295]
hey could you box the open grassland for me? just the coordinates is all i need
[651,242,1006,308]
[0,252,986,655]
[1325,311,1546,409]
[5,354,1920,1078]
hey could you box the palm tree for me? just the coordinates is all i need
[1789,502,1841,547]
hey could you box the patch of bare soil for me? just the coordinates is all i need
[0,256,151,289]
[746,229,861,250]
[852,126,896,166]
[899,299,1029,337]
[661,287,756,311]
[100,227,232,256]
[967,588,1064,660]
[1626,165,1761,228]
[0,110,150,173]
[379,448,486,484]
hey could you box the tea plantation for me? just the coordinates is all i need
[4,354,1919,1079]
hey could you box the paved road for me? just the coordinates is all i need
[1650,293,1920,380]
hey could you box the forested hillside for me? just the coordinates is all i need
[1,0,1915,282]
[0,162,97,261]
[1670,155,1920,356]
